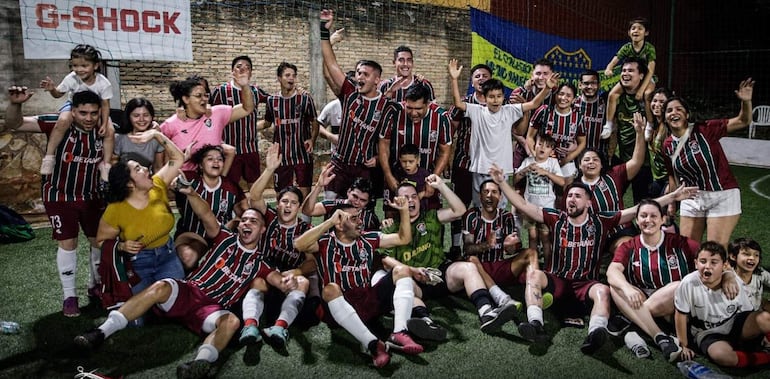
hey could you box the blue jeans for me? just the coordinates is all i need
[130,239,184,295]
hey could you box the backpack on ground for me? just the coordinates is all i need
[0,205,34,244]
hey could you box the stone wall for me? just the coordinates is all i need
[0,2,471,213]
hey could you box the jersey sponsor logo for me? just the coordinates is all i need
[561,238,594,248]
[62,152,101,164]
[401,242,432,263]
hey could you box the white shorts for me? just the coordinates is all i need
[680,188,741,218]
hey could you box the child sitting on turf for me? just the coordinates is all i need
[674,241,770,367]
[729,237,770,313]
[602,17,657,141]
[513,132,564,259]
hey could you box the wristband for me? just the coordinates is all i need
[320,20,330,40]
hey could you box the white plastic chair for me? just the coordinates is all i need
[749,105,770,139]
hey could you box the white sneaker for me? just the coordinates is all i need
[625,331,651,359]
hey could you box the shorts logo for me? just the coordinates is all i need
[726,304,736,314]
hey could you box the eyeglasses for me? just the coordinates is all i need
[190,93,210,99]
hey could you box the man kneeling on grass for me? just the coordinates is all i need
[74,186,294,379]
[294,198,418,368]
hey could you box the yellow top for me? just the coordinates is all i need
[102,175,174,249]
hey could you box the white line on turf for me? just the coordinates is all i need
[750,174,770,200]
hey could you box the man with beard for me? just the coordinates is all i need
[318,9,392,199]
[487,163,696,353]
[573,70,609,158]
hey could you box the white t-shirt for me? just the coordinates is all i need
[464,103,523,174]
[318,99,342,128]
[57,72,113,101]
[674,270,754,345]
[737,269,770,311]
[516,156,563,208]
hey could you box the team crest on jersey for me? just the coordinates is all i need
[429,130,438,142]
[95,139,103,149]
[205,119,213,128]
[417,222,427,236]
[359,250,368,260]
[373,111,382,121]
[726,304,736,314]
[688,139,700,153]
[585,224,596,235]
[242,260,254,276]
[667,253,679,268]
[219,199,229,213]
[597,181,608,191]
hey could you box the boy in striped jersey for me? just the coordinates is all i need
[6,88,106,317]
[210,56,269,188]
[261,62,319,201]
[238,143,317,349]
[295,198,419,368]
[75,184,293,378]
[490,164,697,354]
[319,9,393,199]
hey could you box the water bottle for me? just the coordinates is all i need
[1,321,20,334]
[677,360,732,379]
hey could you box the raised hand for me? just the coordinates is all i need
[545,72,561,90]
[448,59,463,80]
[8,86,34,104]
[265,142,281,170]
[40,77,56,92]
[320,9,334,30]
[735,77,754,102]
[632,111,646,133]
[330,27,345,45]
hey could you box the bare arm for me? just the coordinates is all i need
[428,174,466,223]
[521,73,560,112]
[248,142,280,214]
[127,129,184,186]
[619,184,698,224]
[228,69,255,122]
[448,59,466,111]
[378,137,397,191]
[301,163,335,217]
[320,10,346,96]
[490,164,544,223]
[433,143,451,176]
[178,186,221,239]
[378,196,412,248]
[604,57,620,77]
[625,112,647,180]
[4,86,41,132]
[726,78,754,132]
[295,210,341,253]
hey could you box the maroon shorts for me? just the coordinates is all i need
[44,199,103,240]
[158,279,224,335]
[327,159,370,196]
[274,162,313,190]
[320,273,395,326]
[480,259,516,286]
[451,165,473,206]
[227,152,261,185]
[545,273,601,304]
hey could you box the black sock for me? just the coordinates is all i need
[469,289,493,311]
[367,339,379,354]
[411,306,430,319]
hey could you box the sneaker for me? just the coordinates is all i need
[480,302,516,334]
[406,317,447,341]
[63,297,80,317]
[40,155,55,175]
[541,292,554,310]
[74,328,105,349]
[580,328,608,355]
[176,359,211,379]
[655,334,682,362]
[263,325,289,349]
[502,297,523,312]
[73,366,117,379]
[386,331,424,355]
[606,314,631,337]
[87,286,102,305]
[517,320,547,342]
[625,331,651,359]
[369,340,390,368]
[238,325,262,345]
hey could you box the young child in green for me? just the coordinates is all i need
[603,17,657,141]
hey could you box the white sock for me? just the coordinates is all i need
[527,305,543,324]
[392,277,414,333]
[242,289,264,322]
[478,304,492,317]
[99,310,129,338]
[57,247,78,299]
[277,290,306,326]
[588,315,608,334]
[89,246,101,288]
[489,285,511,306]
[327,296,377,348]
[194,343,218,363]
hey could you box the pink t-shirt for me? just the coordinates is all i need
[160,105,233,170]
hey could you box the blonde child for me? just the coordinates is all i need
[514,133,565,260]
[40,44,114,179]
[603,17,656,141]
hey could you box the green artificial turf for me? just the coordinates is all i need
[0,166,768,378]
